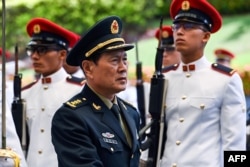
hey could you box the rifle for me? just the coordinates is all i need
[135,41,146,140]
[139,17,168,167]
[11,44,28,156]
[0,0,21,166]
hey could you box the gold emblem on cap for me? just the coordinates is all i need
[181,0,190,11]
[162,30,169,38]
[111,20,119,34]
[33,24,41,34]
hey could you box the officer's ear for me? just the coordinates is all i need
[202,31,210,43]
[82,60,95,79]
[58,49,67,61]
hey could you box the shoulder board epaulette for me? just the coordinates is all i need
[21,80,38,91]
[211,63,236,76]
[66,75,86,86]
[64,94,87,109]
[162,63,179,73]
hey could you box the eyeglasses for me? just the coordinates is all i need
[172,22,207,32]
[26,45,61,56]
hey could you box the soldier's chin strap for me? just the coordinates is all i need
[0,0,21,166]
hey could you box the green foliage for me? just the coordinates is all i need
[0,0,249,58]
[240,71,250,96]
[1,0,162,54]
[209,0,250,14]
[125,14,250,81]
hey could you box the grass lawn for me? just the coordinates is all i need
[126,14,250,79]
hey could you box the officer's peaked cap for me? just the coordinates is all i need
[215,48,235,60]
[170,0,222,33]
[155,26,174,47]
[66,15,134,66]
[26,17,80,49]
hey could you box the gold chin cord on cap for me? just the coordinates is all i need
[85,38,124,57]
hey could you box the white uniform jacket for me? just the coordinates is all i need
[160,56,246,167]
[0,74,28,167]
[22,68,84,167]
[0,105,28,167]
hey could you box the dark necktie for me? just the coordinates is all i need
[111,104,120,120]
[111,103,132,147]
[41,77,51,84]
[182,64,195,71]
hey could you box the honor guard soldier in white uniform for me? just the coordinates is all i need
[0,75,28,167]
[214,48,235,67]
[139,25,182,167]
[154,25,181,69]
[161,0,246,167]
[51,15,141,167]
[22,18,85,167]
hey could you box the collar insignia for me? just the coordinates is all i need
[111,20,119,34]
[182,0,190,11]
[92,103,101,110]
[33,24,41,34]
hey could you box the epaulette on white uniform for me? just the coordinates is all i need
[66,75,85,86]
[162,63,179,73]
[211,63,236,76]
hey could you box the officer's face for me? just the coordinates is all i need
[27,44,66,77]
[83,49,128,100]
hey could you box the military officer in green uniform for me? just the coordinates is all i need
[51,15,141,167]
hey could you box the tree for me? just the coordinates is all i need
[1,0,165,57]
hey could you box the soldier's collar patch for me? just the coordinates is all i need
[92,103,101,110]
